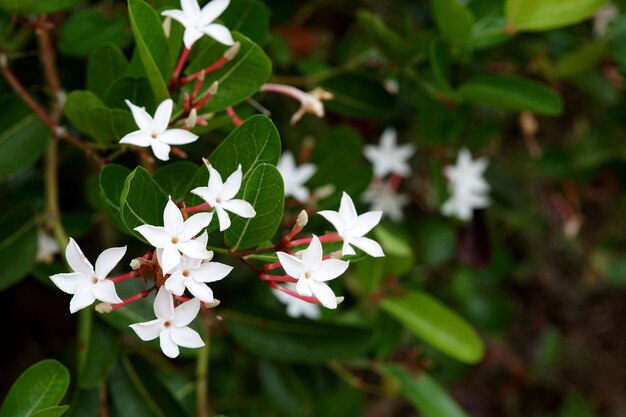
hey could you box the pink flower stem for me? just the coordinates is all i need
[194,90,214,111]
[191,74,204,101]
[288,233,340,247]
[261,83,308,103]
[111,286,155,310]
[388,173,402,191]
[170,146,188,159]
[183,202,212,213]
[263,261,282,271]
[170,47,190,87]
[259,273,297,283]
[226,106,243,126]
[174,294,191,303]
[179,57,227,85]
[108,270,139,283]
[267,281,321,304]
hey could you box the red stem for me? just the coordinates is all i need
[388,173,402,191]
[108,271,139,283]
[264,262,282,271]
[171,47,190,86]
[111,287,154,310]
[179,57,227,85]
[194,90,214,111]
[259,273,298,283]
[289,233,340,247]
[226,107,243,126]
[267,281,321,304]
[183,202,212,213]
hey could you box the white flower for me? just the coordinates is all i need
[363,128,415,179]
[594,4,618,37]
[362,180,409,223]
[165,233,233,302]
[135,198,213,274]
[130,287,204,358]
[120,99,198,161]
[441,148,490,221]
[277,151,317,203]
[260,84,334,125]
[50,238,124,313]
[36,229,59,263]
[162,0,234,49]
[319,192,384,258]
[191,163,256,231]
[277,235,349,309]
[273,283,321,319]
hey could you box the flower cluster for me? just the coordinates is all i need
[441,148,490,221]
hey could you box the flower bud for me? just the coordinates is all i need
[296,210,308,227]
[162,16,172,38]
[130,258,142,270]
[313,184,335,200]
[208,81,219,95]
[185,108,198,129]
[330,250,343,259]
[336,296,345,305]
[223,42,240,61]
[204,299,221,309]
[95,303,113,314]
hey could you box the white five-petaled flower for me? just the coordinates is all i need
[162,0,234,49]
[120,99,198,161]
[50,238,124,313]
[130,287,204,358]
[277,235,349,309]
[272,283,321,320]
[165,232,233,302]
[362,180,409,223]
[135,198,213,274]
[277,151,317,203]
[191,163,256,231]
[441,148,490,221]
[319,192,384,258]
[363,128,415,179]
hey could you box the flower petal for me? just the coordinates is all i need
[161,9,190,27]
[171,326,204,348]
[350,211,382,237]
[153,287,175,321]
[129,319,162,341]
[201,23,234,46]
[69,283,96,313]
[309,281,337,309]
[125,100,153,132]
[301,235,322,270]
[65,238,94,277]
[317,210,345,235]
[183,27,204,49]
[341,240,356,256]
[296,277,312,297]
[277,252,306,279]
[194,261,233,283]
[50,272,87,295]
[152,99,173,134]
[312,259,349,282]
[135,225,171,248]
[164,271,186,296]
[159,329,180,358]
[94,245,127,279]
[151,140,172,161]
[163,198,184,234]
[221,164,242,200]
[221,199,255,218]
[93,279,123,304]
[181,0,201,16]
[180,212,213,240]
[159,129,199,145]
[160,244,181,274]
[207,164,224,195]
[120,130,151,147]
[350,236,384,257]
[338,192,358,227]
[215,206,231,231]
[177,239,211,260]
[199,0,229,24]
[190,186,215,206]
[185,279,214,302]
[174,297,200,326]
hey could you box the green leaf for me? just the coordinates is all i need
[104,76,155,110]
[431,0,475,44]
[321,73,396,119]
[429,40,452,92]
[224,163,284,250]
[221,0,270,44]
[119,167,168,241]
[99,164,132,230]
[0,0,82,14]
[87,44,129,99]
[0,359,70,417]
[59,9,132,58]
[223,308,373,363]
[506,0,608,32]
[65,389,98,417]
[457,75,563,115]
[87,107,137,144]
[77,318,120,389]
[128,0,172,103]
[0,113,49,178]
[0,206,38,291]
[29,406,70,417]
[380,365,470,417]
[63,91,103,137]
[356,10,415,64]
[153,162,200,201]
[557,42,607,77]
[381,291,485,364]
[185,32,272,112]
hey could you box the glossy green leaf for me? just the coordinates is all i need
[119,167,168,241]
[225,163,284,250]
[153,161,200,201]
[457,75,563,115]
[0,113,49,178]
[65,389,98,417]
[63,91,103,137]
[77,318,120,389]
[86,107,137,144]
[99,164,132,230]
[381,291,485,364]
[221,0,270,44]
[59,9,132,58]
[0,206,38,291]
[128,0,172,103]
[87,44,129,99]
[321,73,395,119]
[29,406,69,417]
[380,365,469,417]
[104,76,155,110]
[0,359,70,417]
[223,308,373,362]
[185,32,272,112]
[431,0,475,44]
[506,0,607,32]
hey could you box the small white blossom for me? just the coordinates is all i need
[162,0,234,49]
[130,287,204,358]
[135,198,213,274]
[277,151,317,203]
[165,232,233,302]
[191,163,256,231]
[50,238,124,313]
[36,229,59,263]
[362,180,409,222]
[441,148,490,221]
[260,84,334,125]
[273,283,321,319]
[363,128,415,179]
[319,192,384,258]
[120,99,198,161]
[277,235,349,309]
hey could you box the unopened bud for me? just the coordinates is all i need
[185,108,198,128]
[208,81,219,95]
[0,53,7,68]
[202,157,211,169]
[519,111,538,137]
[130,258,142,270]
[223,42,240,61]
[162,16,172,38]
[336,296,345,305]
[95,303,113,314]
[53,126,67,138]
[313,184,335,200]
[330,250,343,259]
[296,210,308,227]
[204,299,221,309]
